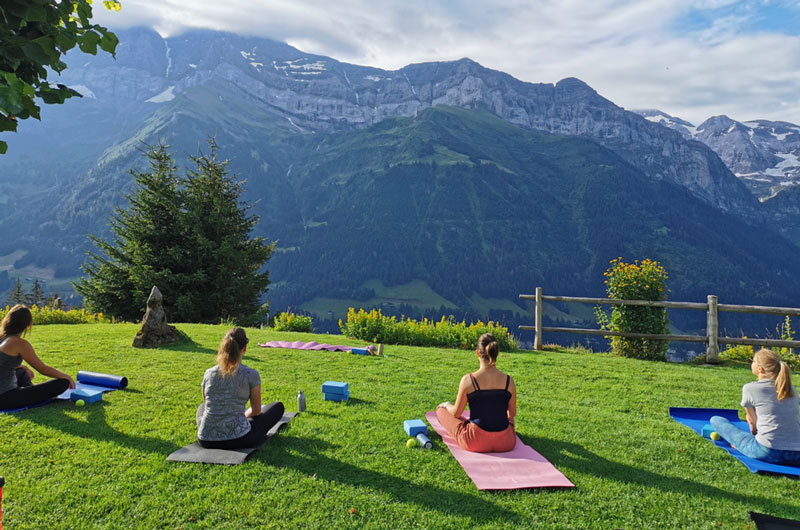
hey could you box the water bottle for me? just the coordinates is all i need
[297,390,306,413]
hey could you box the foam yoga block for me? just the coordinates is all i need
[70,388,103,404]
[404,419,427,437]
[323,391,349,402]
[321,381,348,395]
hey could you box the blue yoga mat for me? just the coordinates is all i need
[670,407,800,477]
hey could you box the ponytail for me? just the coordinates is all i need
[776,361,794,401]
[217,327,248,377]
[754,349,794,401]
[477,333,499,365]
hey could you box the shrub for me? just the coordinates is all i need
[273,311,313,333]
[339,307,518,350]
[0,305,111,325]
[596,258,669,360]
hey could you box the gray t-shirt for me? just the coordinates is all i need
[0,350,22,395]
[741,379,800,450]
[197,364,261,441]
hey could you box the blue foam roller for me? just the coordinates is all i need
[416,433,432,449]
[71,388,103,404]
[404,419,427,437]
[321,381,348,395]
[77,371,128,389]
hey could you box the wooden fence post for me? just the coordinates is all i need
[535,287,543,351]
[706,295,719,363]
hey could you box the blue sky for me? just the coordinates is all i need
[93,0,800,125]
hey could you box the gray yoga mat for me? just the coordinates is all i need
[167,412,297,465]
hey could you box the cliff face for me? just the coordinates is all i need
[51,28,758,216]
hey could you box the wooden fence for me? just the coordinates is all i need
[519,287,800,362]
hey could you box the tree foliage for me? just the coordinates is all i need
[0,0,121,154]
[74,140,276,323]
[596,258,670,360]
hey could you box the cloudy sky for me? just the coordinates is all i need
[93,0,800,125]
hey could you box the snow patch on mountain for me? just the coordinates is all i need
[146,86,175,103]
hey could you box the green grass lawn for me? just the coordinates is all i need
[1,324,798,529]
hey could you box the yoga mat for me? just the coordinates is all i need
[750,511,800,530]
[669,407,800,477]
[77,371,128,389]
[0,399,55,414]
[167,412,297,465]
[425,410,575,490]
[258,340,351,351]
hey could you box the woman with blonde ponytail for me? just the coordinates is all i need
[711,348,800,465]
[196,327,284,449]
[436,333,517,452]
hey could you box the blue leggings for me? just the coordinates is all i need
[710,416,800,466]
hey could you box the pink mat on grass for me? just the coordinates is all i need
[257,340,352,351]
[426,410,575,490]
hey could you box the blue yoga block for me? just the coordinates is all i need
[322,381,348,395]
[71,388,103,404]
[701,423,715,439]
[404,419,427,437]
[324,391,349,402]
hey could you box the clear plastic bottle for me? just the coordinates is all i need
[297,390,306,412]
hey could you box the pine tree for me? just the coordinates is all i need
[30,280,45,307]
[75,140,275,323]
[7,278,26,305]
[180,139,275,322]
[75,141,187,321]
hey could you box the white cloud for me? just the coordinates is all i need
[92,0,800,125]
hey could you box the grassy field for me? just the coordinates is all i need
[1,323,798,529]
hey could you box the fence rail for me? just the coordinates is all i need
[519,287,800,362]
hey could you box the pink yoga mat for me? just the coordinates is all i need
[257,340,351,351]
[426,410,575,490]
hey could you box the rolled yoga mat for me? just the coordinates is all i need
[77,371,128,389]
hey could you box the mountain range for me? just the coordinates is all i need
[2,27,800,334]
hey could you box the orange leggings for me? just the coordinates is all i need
[436,407,516,453]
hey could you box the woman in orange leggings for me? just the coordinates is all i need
[436,333,517,452]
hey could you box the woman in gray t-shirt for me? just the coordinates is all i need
[711,348,800,465]
[196,327,284,449]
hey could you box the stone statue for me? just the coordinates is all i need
[132,286,180,347]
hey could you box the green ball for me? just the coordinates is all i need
[75,399,85,407]
[406,437,417,448]
[710,431,721,441]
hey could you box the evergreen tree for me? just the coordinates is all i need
[75,141,188,321]
[75,140,275,323]
[30,280,45,306]
[7,278,26,305]
[179,139,275,322]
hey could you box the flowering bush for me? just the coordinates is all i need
[596,258,669,360]
[339,307,518,350]
[0,305,111,325]
[273,311,313,332]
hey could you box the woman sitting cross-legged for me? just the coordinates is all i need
[436,333,517,452]
[196,327,284,449]
[710,348,800,465]
[0,304,75,411]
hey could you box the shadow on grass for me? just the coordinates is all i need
[21,400,181,455]
[263,434,522,524]
[522,434,800,517]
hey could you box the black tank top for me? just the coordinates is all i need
[467,373,511,432]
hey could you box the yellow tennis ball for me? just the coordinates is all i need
[75,399,85,407]
[406,437,417,448]
[710,431,721,441]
